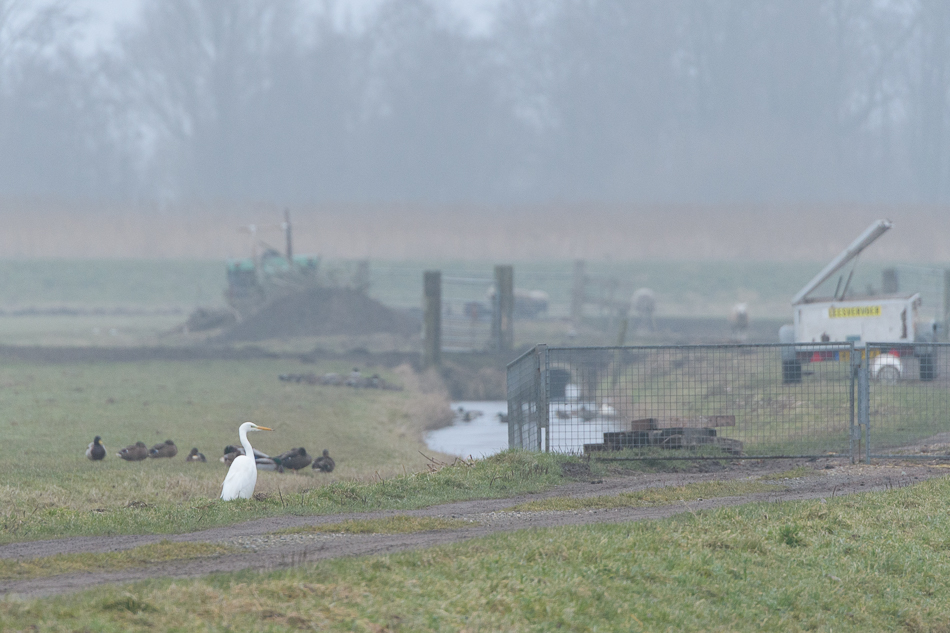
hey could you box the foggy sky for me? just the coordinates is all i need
[3,0,950,205]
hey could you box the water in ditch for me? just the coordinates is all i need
[425,400,509,458]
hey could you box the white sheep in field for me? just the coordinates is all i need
[729,303,749,342]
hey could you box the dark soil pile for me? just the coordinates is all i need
[220,288,419,342]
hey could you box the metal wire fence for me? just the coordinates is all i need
[441,275,494,352]
[866,342,950,459]
[510,342,950,461]
[509,343,858,459]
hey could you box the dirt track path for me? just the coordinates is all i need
[0,459,944,599]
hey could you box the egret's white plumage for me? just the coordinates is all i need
[220,422,273,500]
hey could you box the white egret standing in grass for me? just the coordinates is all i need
[220,422,273,500]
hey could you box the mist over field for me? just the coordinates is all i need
[2,0,950,215]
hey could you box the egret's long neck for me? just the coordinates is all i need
[239,427,254,458]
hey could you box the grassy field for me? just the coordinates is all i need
[0,542,234,582]
[0,355,622,544]
[0,358,460,543]
[0,256,944,350]
[0,256,932,317]
[5,473,950,631]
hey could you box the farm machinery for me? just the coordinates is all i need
[779,219,941,384]
[225,211,320,318]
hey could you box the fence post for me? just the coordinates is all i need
[534,344,548,452]
[944,269,950,341]
[493,265,514,352]
[849,343,858,464]
[423,271,441,368]
[857,349,871,463]
[571,260,586,325]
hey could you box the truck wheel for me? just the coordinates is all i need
[920,354,936,382]
[782,360,802,384]
[876,365,900,385]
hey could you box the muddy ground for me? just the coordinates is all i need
[1,457,945,599]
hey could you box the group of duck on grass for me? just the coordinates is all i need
[85,434,335,473]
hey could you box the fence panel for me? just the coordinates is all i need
[511,343,856,459]
[507,346,543,450]
[867,342,950,458]
[441,275,494,352]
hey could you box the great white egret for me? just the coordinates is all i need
[86,436,105,461]
[117,441,148,461]
[220,422,273,500]
[185,448,206,462]
[312,449,335,473]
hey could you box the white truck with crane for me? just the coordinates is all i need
[780,220,939,384]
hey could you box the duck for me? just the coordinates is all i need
[312,449,335,473]
[221,446,276,471]
[254,457,281,471]
[496,412,509,424]
[220,444,270,462]
[86,436,106,461]
[148,439,178,458]
[185,448,206,463]
[117,441,149,461]
[275,447,312,473]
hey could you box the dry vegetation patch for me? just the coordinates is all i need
[274,516,477,536]
[0,541,232,581]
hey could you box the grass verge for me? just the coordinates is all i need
[507,480,783,512]
[0,450,579,544]
[0,541,232,581]
[5,476,950,631]
[275,516,476,535]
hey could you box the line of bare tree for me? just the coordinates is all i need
[1,0,950,204]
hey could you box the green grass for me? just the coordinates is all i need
[0,361,581,544]
[0,257,889,319]
[0,259,225,309]
[760,466,822,480]
[0,541,233,581]
[7,476,950,631]
[0,358,454,543]
[507,480,783,512]
[275,516,477,535]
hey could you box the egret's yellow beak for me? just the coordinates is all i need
[255,426,273,431]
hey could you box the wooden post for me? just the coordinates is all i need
[571,260,586,325]
[283,208,293,261]
[494,265,514,352]
[423,271,441,368]
[944,269,950,341]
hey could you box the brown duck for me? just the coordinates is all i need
[275,447,312,473]
[117,441,148,461]
[148,440,178,458]
[312,449,335,473]
[86,436,106,461]
[185,448,206,462]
